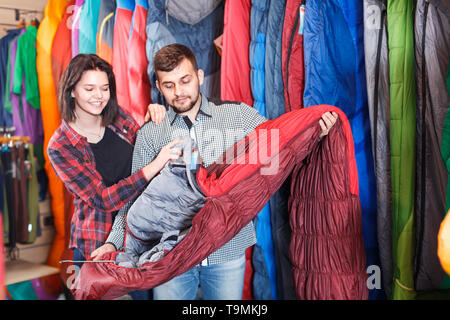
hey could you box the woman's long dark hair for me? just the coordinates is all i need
[58,54,119,126]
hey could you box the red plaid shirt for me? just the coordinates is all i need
[47,108,149,258]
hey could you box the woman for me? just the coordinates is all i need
[48,54,177,267]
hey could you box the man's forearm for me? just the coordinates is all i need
[105,208,127,250]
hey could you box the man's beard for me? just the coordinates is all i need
[171,96,197,114]
[170,84,200,114]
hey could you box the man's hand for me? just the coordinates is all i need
[319,111,338,138]
[91,243,116,261]
[144,103,166,125]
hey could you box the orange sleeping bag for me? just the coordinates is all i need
[36,0,72,271]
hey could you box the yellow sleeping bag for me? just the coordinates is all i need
[438,210,450,276]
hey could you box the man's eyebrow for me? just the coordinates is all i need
[161,74,191,85]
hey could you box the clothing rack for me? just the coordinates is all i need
[0,135,31,147]
[0,126,16,136]
[0,6,42,31]
[0,6,42,18]
[0,129,34,261]
[0,127,31,148]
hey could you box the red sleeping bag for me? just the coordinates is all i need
[127,0,151,127]
[282,0,305,112]
[72,105,368,300]
[221,0,254,299]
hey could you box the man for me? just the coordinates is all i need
[95,43,338,299]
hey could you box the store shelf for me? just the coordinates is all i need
[5,260,59,285]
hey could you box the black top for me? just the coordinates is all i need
[90,127,133,187]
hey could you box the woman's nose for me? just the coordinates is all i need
[94,88,103,99]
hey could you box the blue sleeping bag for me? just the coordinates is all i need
[249,0,277,300]
[145,0,224,104]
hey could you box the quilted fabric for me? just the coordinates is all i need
[413,0,450,291]
[363,0,392,298]
[387,0,417,300]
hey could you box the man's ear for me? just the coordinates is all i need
[197,69,204,86]
[155,79,161,93]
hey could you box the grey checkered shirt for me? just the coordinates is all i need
[106,94,267,265]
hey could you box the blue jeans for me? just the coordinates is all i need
[153,254,246,300]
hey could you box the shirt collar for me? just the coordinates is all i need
[61,119,85,147]
[168,93,212,126]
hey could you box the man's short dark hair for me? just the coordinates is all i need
[153,43,198,78]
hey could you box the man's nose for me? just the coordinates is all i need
[173,84,181,96]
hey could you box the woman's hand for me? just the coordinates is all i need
[153,139,183,170]
[144,103,166,125]
[142,139,183,181]
[319,111,339,138]
[91,243,116,261]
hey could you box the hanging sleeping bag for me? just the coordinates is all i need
[249,0,278,300]
[71,0,86,57]
[281,0,305,112]
[52,0,76,90]
[439,37,450,282]
[387,0,417,300]
[127,0,151,127]
[220,0,255,300]
[265,0,286,121]
[221,0,253,107]
[387,0,418,300]
[50,3,78,277]
[36,0,72,269]
[363,0,392,298]
[265,0,297,301]
[414,0,450,292]
[78,0,101,54]
[443,35,450,239]
[145,0,224,104]
[112,0,134,115]
[0,29,22,127]
[96,0,116,64]
[303,0,381,299]
[71,105,367,300]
